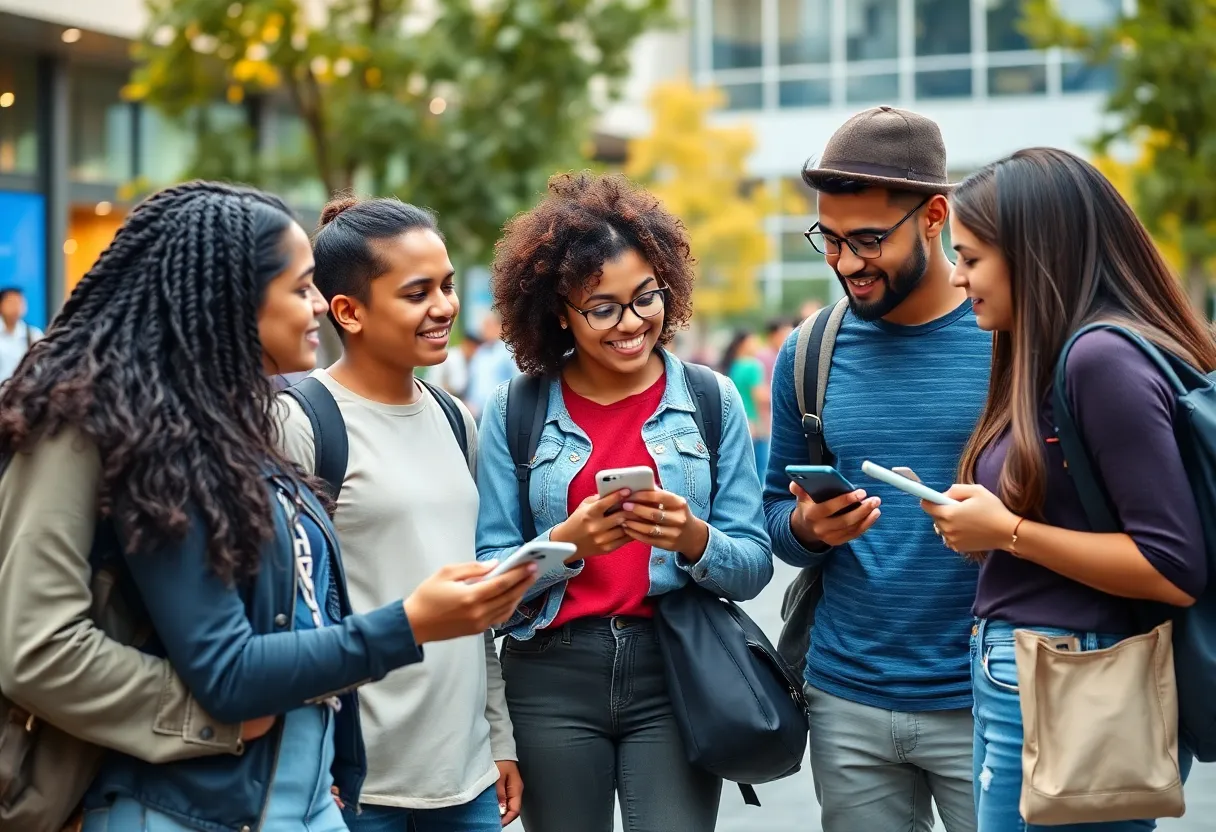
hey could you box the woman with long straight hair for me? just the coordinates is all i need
[0,181,535,832]
[475,172,772,832]
[920,147,1209,830]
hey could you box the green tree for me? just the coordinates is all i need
[1024,0,1216,311]
[131,0,670,262]
[626,82,796,316]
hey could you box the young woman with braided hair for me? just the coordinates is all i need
[0,181,537,832]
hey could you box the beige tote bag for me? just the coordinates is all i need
[1014,621,1184,824]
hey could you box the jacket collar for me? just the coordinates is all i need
[542,348,697,435]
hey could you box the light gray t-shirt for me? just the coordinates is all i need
[276,369,514,809]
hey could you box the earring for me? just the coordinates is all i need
[560,320,568,329]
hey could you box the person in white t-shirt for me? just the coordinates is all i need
[0,287,43,382]
[275,196,523,831]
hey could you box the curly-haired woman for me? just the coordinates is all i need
[0,182,535,832]
[475,172,773,832]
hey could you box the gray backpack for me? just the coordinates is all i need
[776,298,848,677]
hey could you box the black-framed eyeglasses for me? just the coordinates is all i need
[563,288,667,331]
[804,197,930,260]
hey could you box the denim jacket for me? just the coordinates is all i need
[476,351,773,639]
[85,472,423,832]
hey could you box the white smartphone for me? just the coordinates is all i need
[476,540,578,582]
[860,460,959,506]
[596,465,656,497]
[596,466,655,515]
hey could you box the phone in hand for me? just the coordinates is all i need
[474,540,578,583]
[596,466,656,515]
[785,465,862,517]
[860,460,958,506]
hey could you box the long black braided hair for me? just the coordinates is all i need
[0,181,304,584]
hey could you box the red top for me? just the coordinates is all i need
[549,374,666,627]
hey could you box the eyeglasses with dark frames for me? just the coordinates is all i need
[563,287,668,331]
[804,197,930,260]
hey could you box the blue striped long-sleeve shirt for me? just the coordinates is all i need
[764,301,991,711]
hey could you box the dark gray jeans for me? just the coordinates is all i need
[501,616,722,832]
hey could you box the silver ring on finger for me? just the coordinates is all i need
[652,525,662,537]
[932,523,941,536]
[658,510,666,524]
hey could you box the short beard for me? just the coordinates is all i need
[837,238,928,322]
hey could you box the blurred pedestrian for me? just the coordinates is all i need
[0,286,42,383]
[720,329,770,473]
[427,330,483,401]
[463,312,519,420]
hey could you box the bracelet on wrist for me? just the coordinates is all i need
[1009,516,1026,556]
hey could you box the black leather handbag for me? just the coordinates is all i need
[655,586,809,806]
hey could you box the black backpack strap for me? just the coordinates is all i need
[682,362,723,507]
[505,374,547,542]
[797,299,848,466]
[419,378,469,460]
[1051,325,1121,533]
[282,377,348,501]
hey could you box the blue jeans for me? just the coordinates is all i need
[343,785,500,832]
[971,618,1193,832]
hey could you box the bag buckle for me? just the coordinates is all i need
[801,413,823,436]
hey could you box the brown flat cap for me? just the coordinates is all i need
[803,105,953,195]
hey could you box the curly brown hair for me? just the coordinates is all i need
[490,171,695,376]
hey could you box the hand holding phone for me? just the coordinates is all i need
[596,466,656,515]
[403,560,539,645]
[860,461,958,506]
[785,465,881,549]
[551,485,634,560]
[474,541,577,582]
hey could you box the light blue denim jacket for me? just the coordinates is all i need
[475,350,773,639]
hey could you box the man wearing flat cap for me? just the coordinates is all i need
[763,106,990,832]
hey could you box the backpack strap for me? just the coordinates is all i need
[681,362,723,507]
[282,377,348,501]
[505,374,548,542]
[419,378,469,462]
[795,298,848,465]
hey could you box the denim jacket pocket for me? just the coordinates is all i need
[671,433,712,511]
[981,640,1021,693]
[529,439,563,521]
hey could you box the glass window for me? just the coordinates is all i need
[138,107,196,185]
[713,0,764,70]
[914,0,972,57]
[264,106,327,207]
[986,0,1032,52]
[847,72,900,105]
[779,79,830,108]
[988,64,1047,96]
[70,67,133,183]
[915,68,972,99]
[0,54,38,175]
[847,0,898,62]
[782,231,817,263]
[1062,60,1115,93]
[722,82,764,111]
[1060,0,1121,28]
[778,0,831,65]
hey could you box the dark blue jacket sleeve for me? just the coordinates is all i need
[122,512,423,724]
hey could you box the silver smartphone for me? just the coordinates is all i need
[596,466,655,514]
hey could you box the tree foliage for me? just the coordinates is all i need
[626,82,795,316]
[131,0,670,262]
[1024,0,1216,309]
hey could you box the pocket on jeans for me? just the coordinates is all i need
[503,632,558,656]
[981,642,1020,693]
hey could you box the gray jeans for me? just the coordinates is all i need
[805,683,976,832]
[501,617,722,832]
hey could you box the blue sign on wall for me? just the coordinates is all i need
[0,191,47,329]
